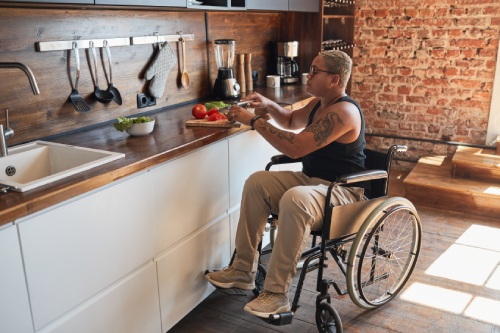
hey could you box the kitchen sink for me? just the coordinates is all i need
[0,141,125,192]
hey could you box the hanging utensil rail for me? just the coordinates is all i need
[131,33,194,46]
[36,33,194,52]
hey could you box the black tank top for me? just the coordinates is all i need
[301,96,366,182]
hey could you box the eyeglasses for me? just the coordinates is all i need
[309,66,334,76]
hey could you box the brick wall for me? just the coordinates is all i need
[351,0,500,161]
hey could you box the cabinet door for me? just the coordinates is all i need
[156,216,231,331]
[246,0,287,11]
[0,0,92,3]
[289,0,319,12]
[41,262,161,333]
[228,130,278,208]
[0,224,33,333]
[18,172,156,330]
[151,140,229,254]
[95,0,186,6]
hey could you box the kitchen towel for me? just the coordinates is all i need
[145,42,177,98]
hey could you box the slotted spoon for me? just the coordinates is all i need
[69,42,91,112]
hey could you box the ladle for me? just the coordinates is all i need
[89,41,113,103]
[103,40,123,105]
[180,37,190,89]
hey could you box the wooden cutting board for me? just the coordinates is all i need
[185,118,241,128]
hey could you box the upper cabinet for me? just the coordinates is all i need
[246,0,319,12]
[188,0,245,10]
[289,0,320,12]
[0,0,92,3]
[95,0,186,5]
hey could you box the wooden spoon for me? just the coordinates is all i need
[180,37,190,89]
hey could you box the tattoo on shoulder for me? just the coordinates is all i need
[304,112,344,146]
[259,121,296,144]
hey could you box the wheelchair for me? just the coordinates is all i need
[211,145,422,333]
[221,145,422,333]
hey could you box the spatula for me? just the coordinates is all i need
[69,42,91,112]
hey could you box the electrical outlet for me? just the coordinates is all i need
[137,92,156,109]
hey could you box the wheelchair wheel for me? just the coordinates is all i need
[252,263,267,297]
[346,197,422,309]
[315,302,343,333]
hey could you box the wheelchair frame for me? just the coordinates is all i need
[253,145,423,332]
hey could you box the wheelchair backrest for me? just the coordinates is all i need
[364,148,391,198]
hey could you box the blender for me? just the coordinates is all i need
[212,39,240,100]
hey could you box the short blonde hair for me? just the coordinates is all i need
[319,50,352,88]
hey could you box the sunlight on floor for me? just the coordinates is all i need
[484,186,500,195]
[464,297,500,326]
[400,224,500,326]
[425,243,499,286]
[400,283,472,314]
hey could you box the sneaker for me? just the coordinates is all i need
[205,266,255,290]
[243,290,291,318]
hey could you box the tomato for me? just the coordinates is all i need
[207,108,219,116]
[207,111,227,121]
[192,104,207,119]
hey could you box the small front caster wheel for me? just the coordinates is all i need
[315,302,343,333]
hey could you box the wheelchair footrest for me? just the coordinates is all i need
[263,311,294,326]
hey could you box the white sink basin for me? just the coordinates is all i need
[0,141,125,192]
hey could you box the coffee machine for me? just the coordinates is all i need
[212,39,240,100]
[275,41,299,84]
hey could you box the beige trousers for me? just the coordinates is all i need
[232,170,365,294]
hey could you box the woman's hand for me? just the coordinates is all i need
[227,105,255,126]
[242,92,272,110]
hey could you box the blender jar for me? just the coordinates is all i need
[214,39,236,70]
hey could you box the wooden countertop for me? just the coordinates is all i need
[0,85,311,227]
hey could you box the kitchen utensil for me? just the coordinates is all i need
[145,42,177,98]
[218,100,252,114]
[103,40,123,105]
[212,39,240,100]
[180,37,190,89]
[69,42,91,112]
[89,41,113,103]
[245,53,253,91]
[237,54,246,93]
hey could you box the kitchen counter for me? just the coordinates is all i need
[0,85,312,227]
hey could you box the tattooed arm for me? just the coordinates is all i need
[252,101,361,159]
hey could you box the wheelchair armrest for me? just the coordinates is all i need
[266,155,302,171]
[337,170,388,184]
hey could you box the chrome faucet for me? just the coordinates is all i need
[0,62,40,157]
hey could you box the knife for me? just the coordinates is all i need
[219,100,253,114]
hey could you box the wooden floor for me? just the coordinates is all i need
[169,173,500,333]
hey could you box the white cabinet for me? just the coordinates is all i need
[289,0,320,12]
[228,130,278,208]
[0,0,92,3]
[150,140,229,254]
[39,262,161,333]
[246,0,287,11]
[156,215,231,331]
[188,0,245,10]
[95,0,186,6]
[18,172,156,330]
[0,224,33,333]
[247,0,319,11]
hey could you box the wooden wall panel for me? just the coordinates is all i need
[0,7,209,145]
[206,12,282,91]
[0,7,289,146]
